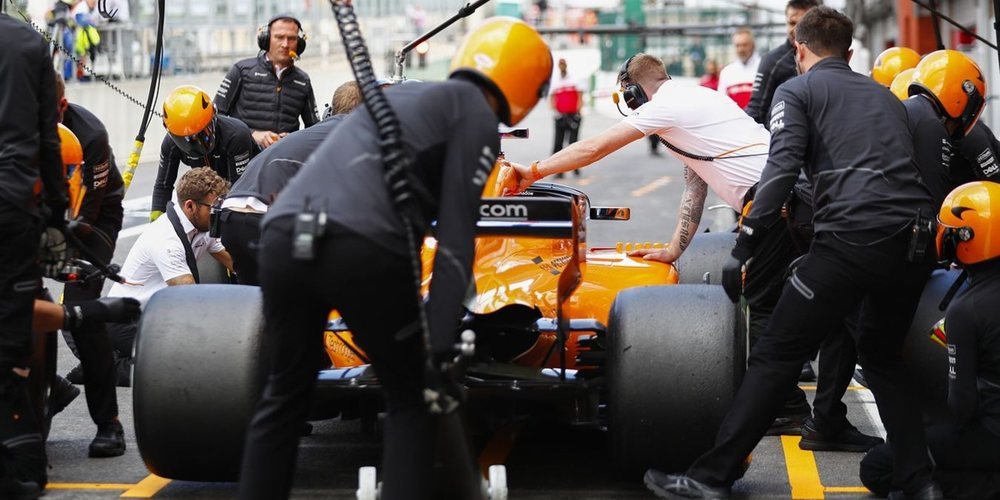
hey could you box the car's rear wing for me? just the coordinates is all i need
[477,196,582,380]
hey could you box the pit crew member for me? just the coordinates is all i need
[151,85,258,221]
[220,80,362,285]
[645,8,942,498]
[51,73,135,457]
[214,15,319,149]
[745,0,821,125]
[109,168,232,386]
[860,181,1000,499]
[237,17,553,500]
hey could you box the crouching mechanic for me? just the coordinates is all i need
[108,168,232,386]
[151,85,259,221]
[219,81,362,285]
[236,17,552,500]
[860,181,1000,499]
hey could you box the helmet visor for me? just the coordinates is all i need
[169,120,216,156]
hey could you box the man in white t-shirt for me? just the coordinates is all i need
[107,167,233,385]
[507,52,769,265]
[716,29,760,109]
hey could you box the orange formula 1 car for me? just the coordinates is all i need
[132,140,748,482]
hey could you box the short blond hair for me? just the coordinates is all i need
[330,81,362,116]
[625,53,669,88]
[176,167,229,204]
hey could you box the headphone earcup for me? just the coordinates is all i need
[622,83,648,110]
[257,25,269,51]
[296,34,306,56]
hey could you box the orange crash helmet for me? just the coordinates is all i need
[937,181,1000,265]
[910,50,986,139]
[58,123,86,219]
[871,47,920,87]
[889,68,916,101]
[449,17,553,126]
[162,85,217,156]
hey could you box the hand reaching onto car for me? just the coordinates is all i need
[499,161,542,196]
[628,245,681,263]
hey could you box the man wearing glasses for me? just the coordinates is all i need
[108,167,233,387]
[150,85,259,222]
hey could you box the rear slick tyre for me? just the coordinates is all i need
[607,285,744,476]
[133,285,267,481]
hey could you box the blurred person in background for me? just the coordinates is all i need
[717,29,759,109]
[550,58,584,178]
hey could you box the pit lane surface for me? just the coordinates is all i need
[43,59,882,499]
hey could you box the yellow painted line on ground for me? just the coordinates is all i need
[631,176,673,197]
[477,421,525,478]
[120,474,171,498]
[47,483,134,490]
[799,385,868,391]
[825,486,871,494]
[781,435,825,499]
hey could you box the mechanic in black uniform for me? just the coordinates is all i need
[903,50,997,203]
[745,0,819,126]
[646,8,943,499]
[236,17,553,500]
[214,14,319,149]
[860,181,1000,499]
[0,10,66,498]
[51,73,131,458]
[151,85,259,221]
[219,81,362,285]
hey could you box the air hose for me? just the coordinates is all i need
[327,0,454,414]
[121,0,166,192]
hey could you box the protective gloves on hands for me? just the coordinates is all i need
[721,218,763,303]
[38,227,69,279]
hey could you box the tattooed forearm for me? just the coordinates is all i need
[677,167,708,251]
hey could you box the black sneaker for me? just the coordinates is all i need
[0,477,41,500]
[89,420,126,458]
[65,363,84,385]
[799,361,817,382]
[48,375,81,419]
[765,414,807,436]
[887,483,945,500]
[799,417,884,452]
[644,469,731,499]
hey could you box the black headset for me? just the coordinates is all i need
[257,14,307,56]
[618,55,649,110]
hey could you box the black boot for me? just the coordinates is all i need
[89,420,126,458]
[0,477,41,500]
[47,375,80,419]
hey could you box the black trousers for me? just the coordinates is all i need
[237,218,479,500]
[687,228,935,495]
[61,227,118,425]
[553,113,581,154]
[219,210,263,286]
[860,422,1000,498]
[0,208,46,485]
[0,209,40,369]
[743,196,857,429]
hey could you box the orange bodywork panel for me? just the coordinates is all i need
[323,158,678,369]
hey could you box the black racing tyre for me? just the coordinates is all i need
[674,232,736,285]
[902,268,962,424]
[607,285,744,476]
[196,253,232,284]
[134,285,267,481]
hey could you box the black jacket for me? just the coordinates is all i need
[63,103,124,238]
[227,114,346,205]
[266,80,500,353]
[214,53,319,134]
[745,39,796,128]
[747,58,932,235]
[152,115,259,213]
[904,97,1000,206]
[947,260,1000,437]
[0,14,64,218]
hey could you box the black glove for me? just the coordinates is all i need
[721,255,744,303]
